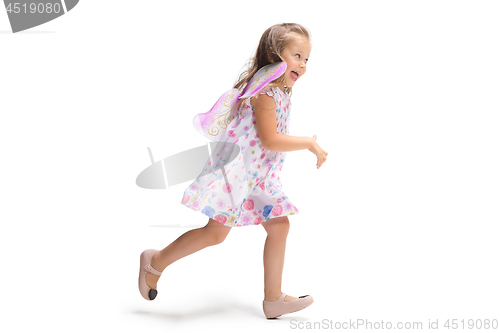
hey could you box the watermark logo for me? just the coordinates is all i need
[3,0,79,33]
[137,144,240,228]
[136,143,239,190]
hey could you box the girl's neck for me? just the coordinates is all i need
[276,83,285,93]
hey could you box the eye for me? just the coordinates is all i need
[295,54,300,58]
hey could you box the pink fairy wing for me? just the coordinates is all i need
[240,62,287,98]
[192,62,286,142]
[193,88,240,142]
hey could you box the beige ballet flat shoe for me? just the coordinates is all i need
[138,249,162,301]
[263,293,314,319]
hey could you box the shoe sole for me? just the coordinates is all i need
[264,295,314,319]
[266,303,313,319]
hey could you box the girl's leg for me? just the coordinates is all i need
[261,216,298,302]
[145,218,231,289]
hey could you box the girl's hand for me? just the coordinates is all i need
[308,134,328,169]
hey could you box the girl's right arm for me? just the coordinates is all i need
[252,93,311,152]
[252,94,328,169]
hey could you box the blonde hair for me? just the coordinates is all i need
[234,23,310,110]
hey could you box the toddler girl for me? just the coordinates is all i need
[138,23,328,319]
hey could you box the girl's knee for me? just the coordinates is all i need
[203,221,230,245]
[263,217,290,237]
[210,231,229,245]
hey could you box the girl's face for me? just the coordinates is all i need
[279,36,311,90]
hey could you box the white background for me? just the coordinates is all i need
[1,0,499,332]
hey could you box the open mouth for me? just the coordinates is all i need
[290,70,300,81]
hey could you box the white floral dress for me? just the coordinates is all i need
[180,85,299,227]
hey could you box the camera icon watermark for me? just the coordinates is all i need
[136,143,240,228]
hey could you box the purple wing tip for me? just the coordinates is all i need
[193,89,241,140]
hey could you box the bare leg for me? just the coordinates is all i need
[145,218,231,289]
[261,216,297,302]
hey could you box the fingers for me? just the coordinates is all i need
[316,153,327,169]
[311,134,328,169]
